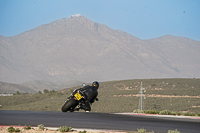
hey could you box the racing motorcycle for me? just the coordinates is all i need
[61,83,88,112]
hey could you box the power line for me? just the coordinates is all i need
[138,81,145,111]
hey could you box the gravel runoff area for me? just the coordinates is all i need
[0,126,128,133]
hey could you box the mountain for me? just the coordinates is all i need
[0,14,200,84]
[0,80,82,93]
[0,81,36,94]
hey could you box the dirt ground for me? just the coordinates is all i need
[0,127,129,133]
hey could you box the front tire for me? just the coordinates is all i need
[61,98,77,112]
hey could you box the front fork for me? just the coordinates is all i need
[65,96,73,102]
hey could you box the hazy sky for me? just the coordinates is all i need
[0,0,200,41]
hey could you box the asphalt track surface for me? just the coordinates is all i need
[0,110,200,133]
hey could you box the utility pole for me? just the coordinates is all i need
[139,81,145,111]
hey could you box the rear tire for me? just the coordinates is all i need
[61,98,77,112]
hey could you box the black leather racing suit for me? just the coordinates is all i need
[77,85,98,111]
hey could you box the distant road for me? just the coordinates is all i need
[0,110,200,133]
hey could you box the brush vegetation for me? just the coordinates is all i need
[58,126,72,132]
[0,78,200,114]
[7,127,20,132]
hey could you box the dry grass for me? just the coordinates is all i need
[0,78,200,114]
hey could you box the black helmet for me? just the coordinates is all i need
[92,81,99,89]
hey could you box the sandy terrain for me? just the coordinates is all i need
[0,127,128,133]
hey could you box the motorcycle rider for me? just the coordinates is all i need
[73,81,99,112]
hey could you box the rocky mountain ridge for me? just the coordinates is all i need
[0,15,200,84]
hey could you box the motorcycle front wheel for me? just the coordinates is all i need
[61,98,77,112]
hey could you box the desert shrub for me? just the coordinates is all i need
[15,91,20,95]
[38,124,44,130]
[159,110,172,115]
[8,127,20,132]
[168,129,180,133]
[24,125,31,130]
[189,113,196,116]
[8,127,15,132]
[171,111,177,116]
[144,110,159,114]
[183,112,189,116]
[127,132,135,133]
[58,126,72,132]
[184,112,196,116]
[43,89,49,94]
[177,112,182,116]
[38,91,42,94]
[79,130,87,133]
[133,109,144,113]
[137,128,146,133]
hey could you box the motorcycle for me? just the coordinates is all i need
[61,83,89,112]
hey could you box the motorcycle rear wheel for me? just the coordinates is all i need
[61,98,77,112]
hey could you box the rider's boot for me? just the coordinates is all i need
[80,104,90,112]
[74,105,80,111]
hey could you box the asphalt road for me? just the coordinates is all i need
[0,110,200,133]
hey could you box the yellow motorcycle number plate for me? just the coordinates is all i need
[74,92,82,100]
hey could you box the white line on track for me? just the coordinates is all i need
[113,113,200,119]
